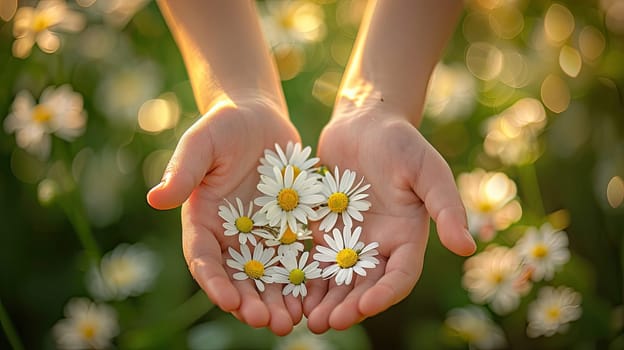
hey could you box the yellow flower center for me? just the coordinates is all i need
[476,200,494,212]
[490,271,504,284]
[80,322,96,340]
[289,268,305,285]
[280,227,298,244]
[281,165,301,179]
[277,188,299,211]
[531,244,549,259]
[336,248,358,268]
[244,260,264,279]
[546,306,561,321]
[235,216,254,233]
[32,105,52,123]
[327,192,349,213]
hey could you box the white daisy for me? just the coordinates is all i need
[515,223,570,282]
[52,298,119,350]
[218,198,268,246]
[255,165,324,235]
[261,224,313,256]
[527,286,582,337]
[271,251,322,298]
[315,166,371,232]
[12,0,85,58]
[445,305,507,350]
[313,226,379,286]
[86,243,160,301]
[226,243,280,292]
[4,85,87,159]
[259,0,326,48]
[258,142,320,180]
[462,245,531,315]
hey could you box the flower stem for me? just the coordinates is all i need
[516,163,546,221]
[120,289,214,348]
[0,298,24,350]
[63,197,101,264]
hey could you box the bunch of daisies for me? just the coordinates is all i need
[219,142,380,298]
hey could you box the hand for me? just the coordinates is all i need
[304,103,476,333]
[147,95,302,335]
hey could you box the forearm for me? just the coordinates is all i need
[336,0,462,125]
[158,0,286,114]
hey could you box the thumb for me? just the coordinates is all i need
[147,123,214,210]
[412,146,476,256]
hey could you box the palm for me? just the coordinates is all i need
[149,99,302,335]
[305,113,473,332]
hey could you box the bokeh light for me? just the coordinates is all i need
[607,176,624,208]
[540,74,570,113]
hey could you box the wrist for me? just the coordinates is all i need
[206,89,289,120]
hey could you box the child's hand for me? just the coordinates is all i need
[304,104,476,333]
[147,96,302,335]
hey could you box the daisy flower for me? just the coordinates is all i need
[218,198,268,246]
[313,226,379,286]
[12,0,85,58]
[462,245,531,315]
[4,85,87,159]
[515,223,570,281]
[457,169,522,241]
[259,0,325,48]
[261,224,313,256]
[52,298,119,350]
[86,243,160,301]
[255,165,324,235]
[258,142,320,180]
[316,166,371,232]
[271,251,322,298]
[527,286,582,337]
[445,305,507,350]
[226,244,280,292]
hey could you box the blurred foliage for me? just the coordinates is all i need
[0,0,623,349]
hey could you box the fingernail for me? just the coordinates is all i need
[464,229,477,253]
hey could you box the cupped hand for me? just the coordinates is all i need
[304,105,476,333]
[147,95,302,335]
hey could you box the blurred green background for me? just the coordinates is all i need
[1,0,623,349]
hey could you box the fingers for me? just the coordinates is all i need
[411,144,476,256]
[306,282,352,334]
[261,284,295,335]
[147,117,215,210]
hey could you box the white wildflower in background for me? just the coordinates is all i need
[260,0,326,48]
[445,305,507,350]
[457,169,522,241]
[226,244,280,292]
[4,85,87,159]
[515,223,570,281]
[86,243,160,301]
[527,286,582,337]
[316,166,371,232]
[313,226,379,286]
[258,142,320,180]
[12,0,85,58]
[218,198,267,246]
[255,165,323,235]
[462,245,531,315]
[52,298,119,350]
[261,224,313,256]
[271,251,321,298]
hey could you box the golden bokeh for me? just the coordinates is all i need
[137,93,180,133]
[466,42,503,80]
[544,3,575,44]
[559,45,582,78]
[579,26,606,62]
[540,74,570,113]
[607,176,624,208]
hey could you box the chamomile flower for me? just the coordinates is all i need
[262,224,313,256]
[52,298,119,350]
[258,142,320,180]
[445,305,507,350]
[271,251,322,298]
[527,286,582,337]
[218,198,268,246]
[86,243,159,301]
[4,85,87,159]
[515,223,570,282]
[226,243,280,292]
[462,245,531,315]
[313,226,379,286]
[255,165,324,235]
[316,166,371,232]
